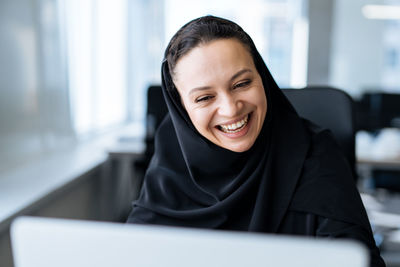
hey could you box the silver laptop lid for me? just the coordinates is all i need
[11,216,368,267]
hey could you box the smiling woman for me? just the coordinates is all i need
[173,39,267,152]
[127,16,385,267]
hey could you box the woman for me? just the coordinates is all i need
[127,16,385,266]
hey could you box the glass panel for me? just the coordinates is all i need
[382,19,400,91]
[330,0,400,96]
[0,0,73,172]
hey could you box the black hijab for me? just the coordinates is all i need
[127,16,372,235]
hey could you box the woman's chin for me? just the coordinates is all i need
[213,135,256,152]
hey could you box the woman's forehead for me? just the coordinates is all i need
[173,39,256,92]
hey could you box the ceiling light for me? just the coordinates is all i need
[362,4,400,20]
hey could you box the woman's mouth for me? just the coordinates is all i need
[217,114,250,133]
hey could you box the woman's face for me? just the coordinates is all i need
[173,39,267,152]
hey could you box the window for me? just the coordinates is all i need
[382,19,400,90]
[0,0,74,172]
[61,0,128,138]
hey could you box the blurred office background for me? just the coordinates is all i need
[2,0,400,266]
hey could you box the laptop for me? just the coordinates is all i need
[11,216,369,267]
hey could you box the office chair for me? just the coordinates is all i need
[133,86,168,182]
[145,85,169,156]
[356,92,400,192]
[356,92,400,131]
[282,86,357,181]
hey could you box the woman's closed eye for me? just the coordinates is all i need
[233,80,251,89]
[195,95,214,103]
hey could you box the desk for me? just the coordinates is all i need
[358,157,400,171]
[357,157,400,191]
[357,156,400,266]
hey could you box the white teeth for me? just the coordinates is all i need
[219,115,249,133]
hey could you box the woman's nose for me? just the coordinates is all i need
[217,94,242,117]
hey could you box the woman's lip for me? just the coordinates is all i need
[216,112,252,138]
[216,113,250,127]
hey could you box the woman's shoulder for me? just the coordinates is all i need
[296,119,354,190]
[302,119,342,154]
[289,119,367,226]
[300,119,351,171]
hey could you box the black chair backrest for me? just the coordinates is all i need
[356,92,400,131]
[282,87,356,180]
[146,85,168,139]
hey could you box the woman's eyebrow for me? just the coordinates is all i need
[188,86,212,96]
[188,69,252,96]
[229,68,252,82]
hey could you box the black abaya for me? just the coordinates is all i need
[126,24,385,266]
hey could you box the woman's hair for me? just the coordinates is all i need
[164,16,255,80]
